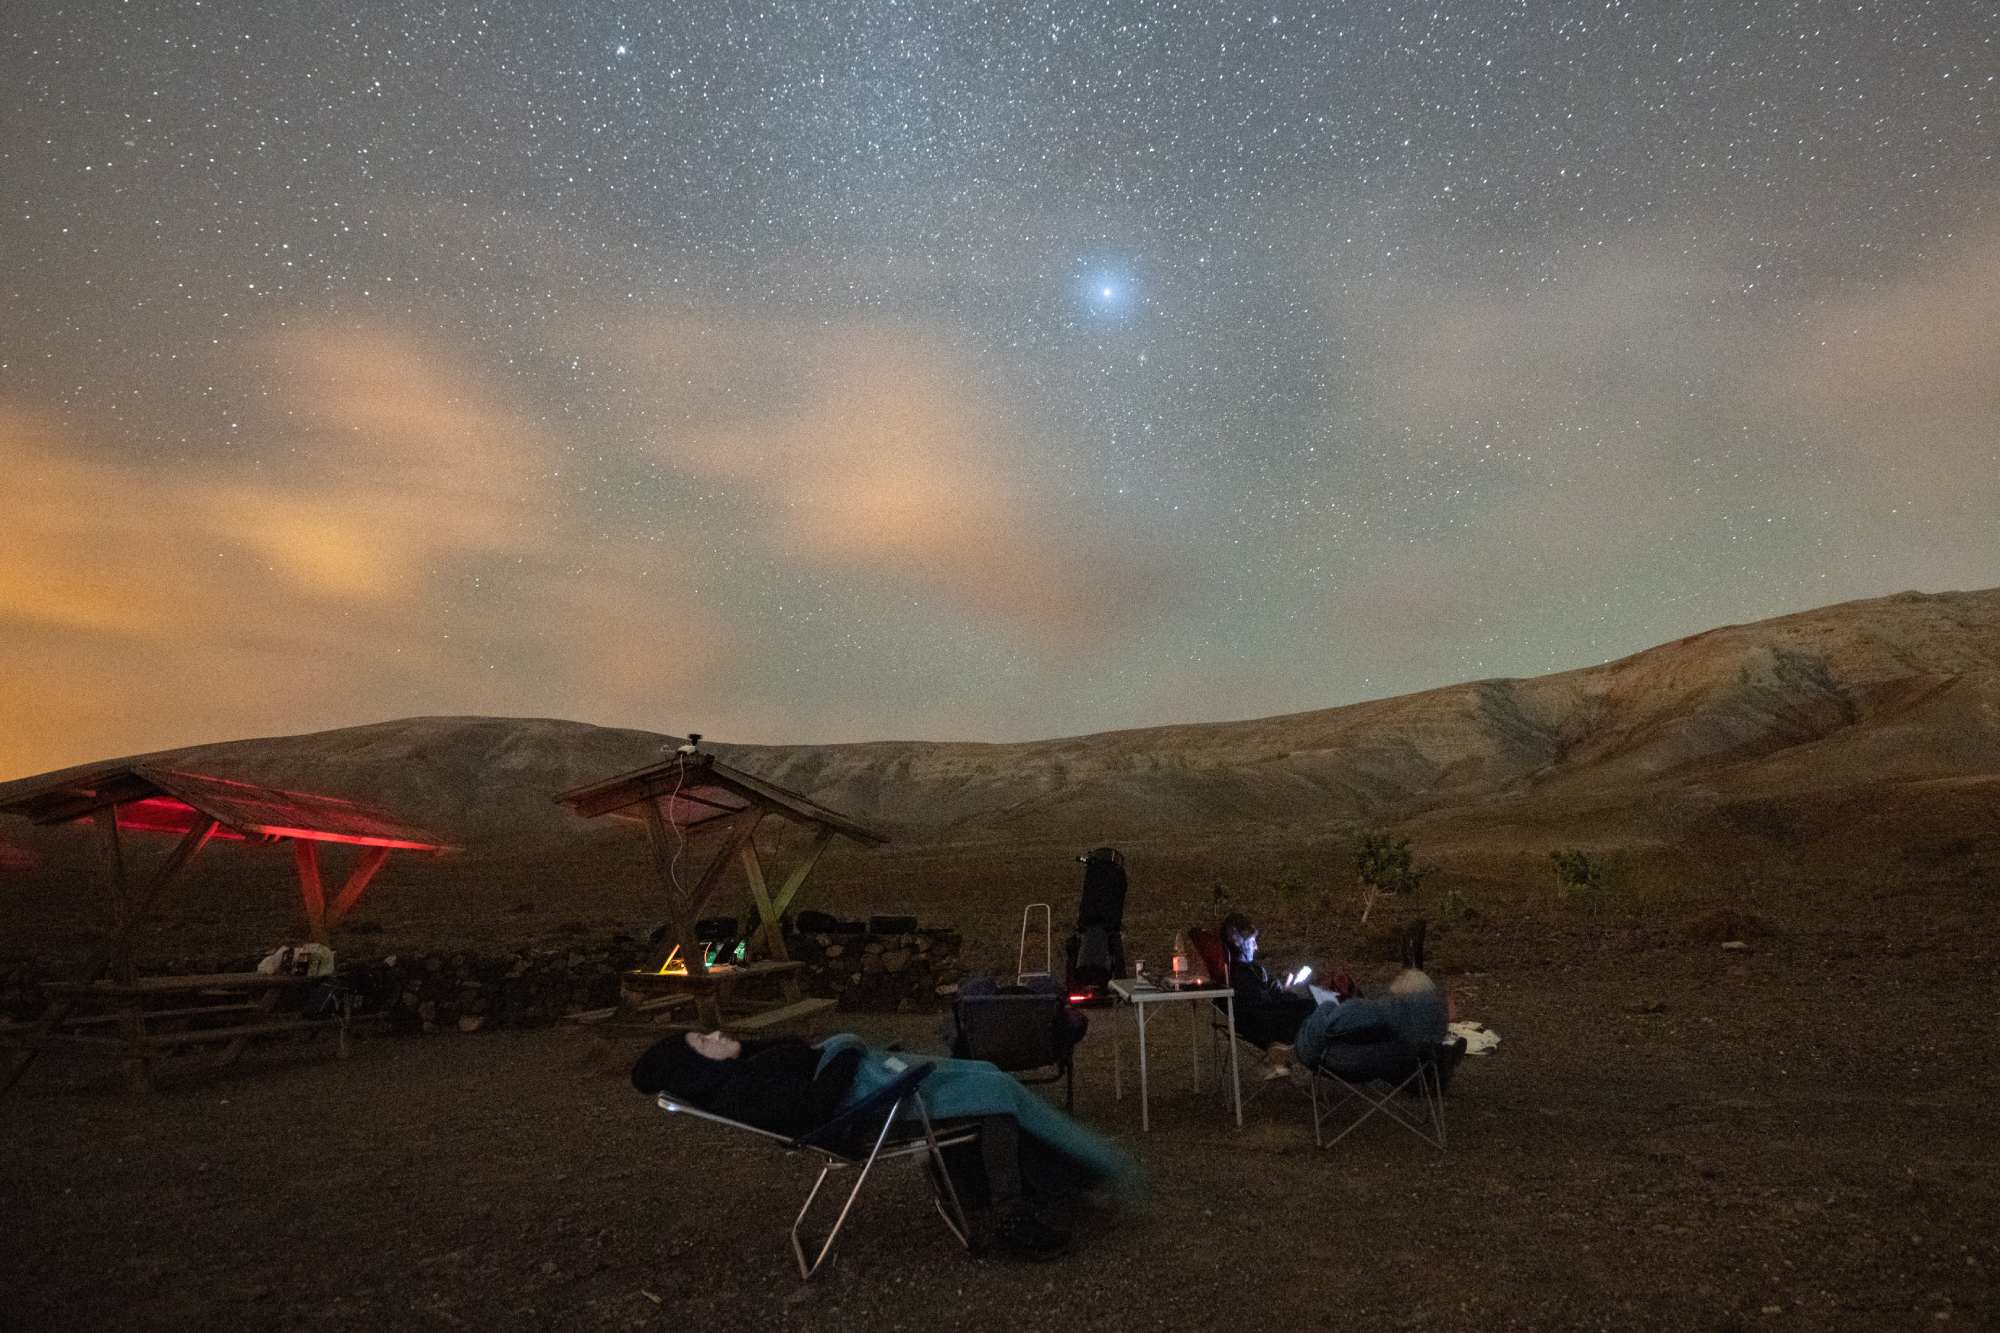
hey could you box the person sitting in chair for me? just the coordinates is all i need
[1219,912,1318,1048]
[1291,965,1454,1083]
[632,1030,1141,1259]
[1219,915,1453,1082]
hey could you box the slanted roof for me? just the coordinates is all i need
[0,765,455,852]
[555,752,886,846]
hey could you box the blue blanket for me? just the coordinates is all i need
[1292,983,1447,1078]
[815,1035,1143,1198]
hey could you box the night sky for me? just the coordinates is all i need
[3,2,1995,777]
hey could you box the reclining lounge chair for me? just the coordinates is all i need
[654,1060,979,1279]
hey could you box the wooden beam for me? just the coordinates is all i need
[746,826,836,958]
[771,825,836,921]
[323,845,392,931]
[293,840,327,943]
[144,816,219,899]
[571,776,746,821]
[26,773,159,826]
[689,811,762,922]
[738,840,787,963]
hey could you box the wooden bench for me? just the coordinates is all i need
[17,972,350,1090]
[722,997,836,1035]
[564,993,696,1030]
[65,1002,264,1026]
[140,1017,344,1046]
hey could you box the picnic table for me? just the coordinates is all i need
[16,972,349,1092]
[617,959,834,1035]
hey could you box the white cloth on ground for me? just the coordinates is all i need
[1448,1020,1500,1055]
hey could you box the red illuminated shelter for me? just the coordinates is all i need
[556,750,885,981]
[0,764,455,981]
[0,834,34,872]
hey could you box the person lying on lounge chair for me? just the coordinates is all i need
[632,1030,1141,1258]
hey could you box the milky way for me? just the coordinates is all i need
[1,2,1994,774]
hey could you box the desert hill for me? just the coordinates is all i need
[1,586,1996,951]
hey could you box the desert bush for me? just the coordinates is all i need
[1436,884,1477,925]
[1550,848,1607,899]
[1355,832,1428,923]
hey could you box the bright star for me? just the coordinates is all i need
[615,44,628,56]
[1079,268,1135,316]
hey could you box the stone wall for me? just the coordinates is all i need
[784,927,963,1013]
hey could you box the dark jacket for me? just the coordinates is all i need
[632,1036,863,1138]
[1227,958,1315,1047]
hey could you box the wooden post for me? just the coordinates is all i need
[294,841,327,943]
[324,845,393,932]
[1,813,217,1101]
[93,808,134,984]
[640,799,704,979]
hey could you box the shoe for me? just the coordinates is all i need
[1433,1035,1466,1093]
[994,1210,1069,1260]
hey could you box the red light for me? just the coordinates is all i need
[1068,994,1091,1003]
[115,797,248,840]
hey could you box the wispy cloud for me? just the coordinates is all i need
[596,313,1183,647]
[0,308,1186,775]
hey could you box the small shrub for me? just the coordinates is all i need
[1355,832,1429,923]
[1549,848,1607,898]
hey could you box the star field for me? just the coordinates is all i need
[1,2,1995,774]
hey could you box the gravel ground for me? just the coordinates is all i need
[4,912,1996,1332]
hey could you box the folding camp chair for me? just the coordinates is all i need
[1307,1031,1465,1150]
[1186,926,1310,1110]
[655,1061,979,1279]
[952,990,1077,1110]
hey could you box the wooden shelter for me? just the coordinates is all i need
[0,764,453,1093]
[0,764,454,980]
[556,750,886,1031]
